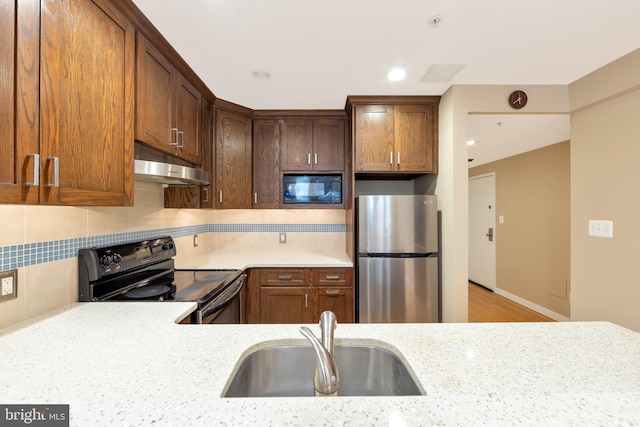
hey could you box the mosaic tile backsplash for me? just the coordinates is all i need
[0,223,346,272]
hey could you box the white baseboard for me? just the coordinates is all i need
[493,288,570,322]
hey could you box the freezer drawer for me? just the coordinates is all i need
[358,256,438,323]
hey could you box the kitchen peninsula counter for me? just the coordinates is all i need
[0,303,639,426]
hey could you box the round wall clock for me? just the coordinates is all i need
[508,90,528,109]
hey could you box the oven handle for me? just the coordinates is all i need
[199,274,246,320]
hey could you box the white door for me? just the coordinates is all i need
[469,173,496,290]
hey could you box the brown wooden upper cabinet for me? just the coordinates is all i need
[350,97,439,174]
[0,0,32,204]
[252,119,281,208]
[136,33,202,165]
[215,107,253,209]
[1,0,135,206]
[280,118,345,171]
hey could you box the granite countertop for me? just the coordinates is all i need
[1,303,639,426]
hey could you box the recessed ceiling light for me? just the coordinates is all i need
[467,140,476,146]
[387,68,406,81]
[251,69,271,81]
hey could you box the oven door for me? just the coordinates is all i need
[197,274,246,324]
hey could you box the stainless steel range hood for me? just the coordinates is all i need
[134,159,209,187]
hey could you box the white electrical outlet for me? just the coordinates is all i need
[1,277,13,296]
[588,220,614,238]
[0,269,17,301]
[279,232,286,244]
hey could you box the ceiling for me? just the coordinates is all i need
[467,114,570,167]
[130,0,639,162]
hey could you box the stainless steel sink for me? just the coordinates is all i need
[222,343,424,397]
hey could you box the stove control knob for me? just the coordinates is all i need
[161,243,169,251]
[112,254,122,264]
[100,255,112,267]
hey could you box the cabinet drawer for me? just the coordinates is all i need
[312,268,353,286]
[261,269,308,286]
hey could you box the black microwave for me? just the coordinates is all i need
[283,174,342,204]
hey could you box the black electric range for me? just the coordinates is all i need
[78,237,245,324]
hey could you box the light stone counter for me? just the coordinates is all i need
[1,303,639,426]
[175,250,353,270]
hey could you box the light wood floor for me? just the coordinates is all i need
[468,281,554,323]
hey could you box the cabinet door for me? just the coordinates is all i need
[394,104,437,173]
[0,0,40,204]
[280,118,313,171]
[39,0,134,206]
[215,109,252,209]
[135,33,176,155]
[354,105,394,172]
[314,287,353,323]
[312,118,345,171]
[163,100,210,208]
[243,269,261,324]
[260,287,313,324]
[200,101,214,208]
[0,0,17,203]
[252,120,281,208]
[175,75,202,164]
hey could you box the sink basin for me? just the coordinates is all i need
[222,343,424,397]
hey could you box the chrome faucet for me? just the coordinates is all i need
[299,311,339,396]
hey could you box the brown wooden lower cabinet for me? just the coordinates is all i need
[314,287,353,324]
[245,267,354,324]
[260,287,313,324]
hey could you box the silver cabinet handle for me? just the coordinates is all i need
[254,192,258,204]
[305,293,308,308]
[314,153,318,165]
[47,156,59,188]
[397,152,401,165]
[177,130,185,148]
[307,153,311,165]
[26,153,40,187]
[219,190,223,204]
[278,274,292,280]
[202,188,209,203]
[390,152,393,165]
[325,289,340,296]
[325,275,340,280]
[171,128,179,146]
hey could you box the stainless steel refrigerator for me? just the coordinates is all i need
[356,195,439,323]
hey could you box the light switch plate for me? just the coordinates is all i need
[588,220,613,238]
